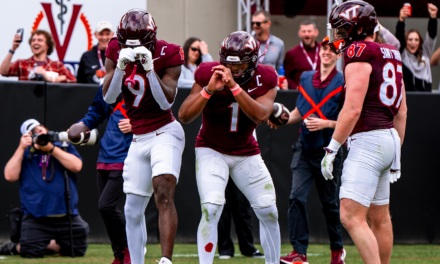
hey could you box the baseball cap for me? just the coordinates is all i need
[20,119,40,135]
[321,36,330,46]
[95,21,113,33]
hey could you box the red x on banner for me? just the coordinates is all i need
[112,100,129,119]
[298,85,342,120]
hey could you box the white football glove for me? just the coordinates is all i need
[389,169,401,183]
[117,48,135,70]
[321,139,342,180]
[133,46,153,72]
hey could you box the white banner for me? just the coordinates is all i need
[0,0,146,79]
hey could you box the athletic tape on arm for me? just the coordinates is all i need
[147,71,176,110]
[104,68,124,104]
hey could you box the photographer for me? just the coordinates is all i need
[0,30,76,83]
[3,119,89,258]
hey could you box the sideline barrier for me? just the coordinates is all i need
[0,81,439,244]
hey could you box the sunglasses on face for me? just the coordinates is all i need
[190,47,200,52]
[251,21,268,27]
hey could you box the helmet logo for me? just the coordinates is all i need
[147,15,156,31]
[244,37,256,51]
[339,5,361,21]
[126,39,141,45]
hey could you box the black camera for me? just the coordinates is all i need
[31,131,68,146]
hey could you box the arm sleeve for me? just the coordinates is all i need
[177,65,196,88]
[147,70,175,110]
[79,87,109,130]
[396,20,406,53]
[428,17,438,39]
[104,67,123,104]
[380,27,401,50]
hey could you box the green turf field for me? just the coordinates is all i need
[1,243,439,263]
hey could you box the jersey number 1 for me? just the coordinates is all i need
[379,62,403,108]
[229,102,239,132]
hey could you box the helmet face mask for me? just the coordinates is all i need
[225,62,250,77]
[219,31,259,85]
[328,24,353,54]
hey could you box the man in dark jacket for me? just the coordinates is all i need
[77,21,114,84]
[79,88,132,263]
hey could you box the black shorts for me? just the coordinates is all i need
[19,214,89,258]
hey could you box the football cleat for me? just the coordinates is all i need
[280,250,309,264]
[331,248,346,264]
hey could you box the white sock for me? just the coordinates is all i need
[254,205,281,264]
[197,203,224,264]
[125,194,150,264]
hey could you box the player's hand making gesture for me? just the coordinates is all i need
[211,65,237,88]
[206,68,227,93]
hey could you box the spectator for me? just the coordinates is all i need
[0,30,76,83]
[284,20,320,90]
[430,46,440,90]
[78,88,132,263]
[375,22,401,49]
[177,37,213,88]
[3,119,88,258]
[396,3,438,92]
[251,10,285,73]
[270,37,346,264]
[77,21,114,84]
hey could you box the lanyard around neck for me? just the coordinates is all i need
[300,42,319,71]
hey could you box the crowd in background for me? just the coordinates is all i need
[0,5,438,91]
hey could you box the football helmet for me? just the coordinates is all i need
[328,1,378,54]
[117,9,158,54]
[219,31,259,85]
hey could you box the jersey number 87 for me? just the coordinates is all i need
[379,62,403,109]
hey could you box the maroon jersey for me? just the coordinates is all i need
[343,41,403,135]
[194,62,278,156]
[106,37,184,134]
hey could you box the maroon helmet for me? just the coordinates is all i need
[328,1,378,54]
[219,31,259,85]
[117,9,157,54]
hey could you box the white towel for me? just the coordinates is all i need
[390,128,401,171]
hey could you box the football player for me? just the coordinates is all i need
[322,2,407,264]
[102,9,185,264]
[178,31,281,264]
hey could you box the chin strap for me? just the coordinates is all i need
[104,68,124,104]
[147,70,176,110]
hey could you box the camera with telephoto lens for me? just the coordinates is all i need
[31,131,69,146]
[31,129,99,146]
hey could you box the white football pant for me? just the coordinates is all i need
[195,147,280,264]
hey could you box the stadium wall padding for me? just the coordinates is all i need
[0,81,439,245]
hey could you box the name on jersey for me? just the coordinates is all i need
[380,47,401,61]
